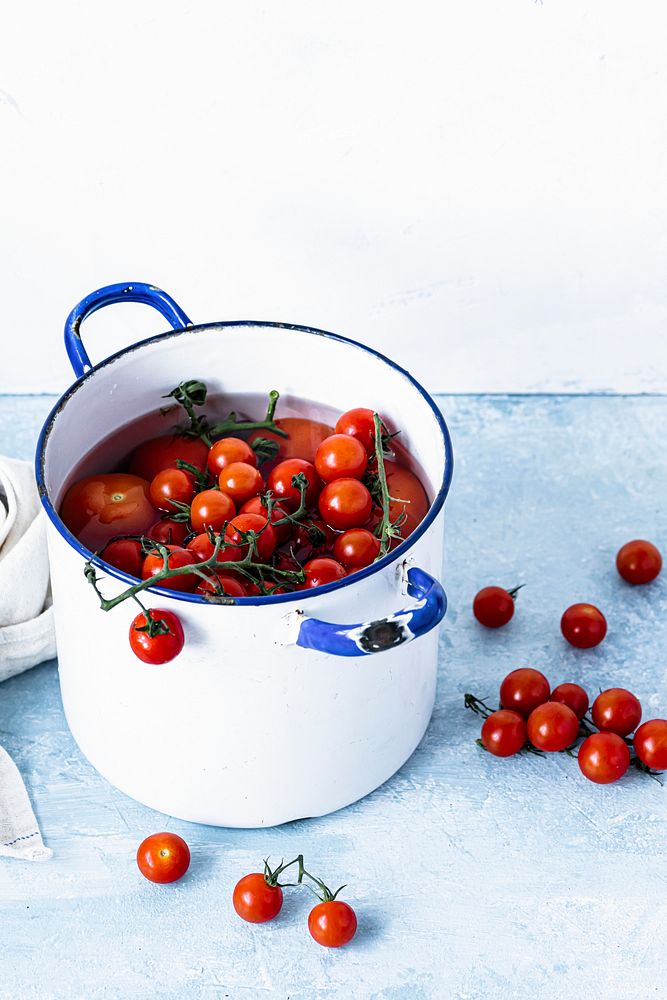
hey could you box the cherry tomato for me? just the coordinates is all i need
[560,603,607,649]
[186,532,242,565]
[578,732,630,784]
[319,479,372,531]
[225,513,277,562]
[248,417,334,464]
[136,832,190,883]
[308,900,357,948]
[633,719,667,770]
[616,539,662,585]
[333,528,381,568]
[232,873,283,923]
[473,586,516,628]
[142,545,199,592]
[190,489,236,533]
[383,460,429,539]
[197,573,247,598]
[335,407,377,455]
[549,683,589,720]
[149,467,196,511]
[60,473,157,551]
[207,437,257,476]
[128,434,209,481]
[239,495,291,544]
[499,668,550,718]
[300,557,347,589]
[314,434,368,483]
[218,462,264,505]
[101,538,144,578]
[527,702,579,752]
[267,459,321,510]
[147,518,189,547]
[293,517,338,558]
[129,609,185,664]
[480,709,527,757]
[591,688,642,737]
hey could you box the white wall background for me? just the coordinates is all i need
[1,1,666,395]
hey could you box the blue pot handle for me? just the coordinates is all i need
[296,567,447,657]
[64,282,192,378]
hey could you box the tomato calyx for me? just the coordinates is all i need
[251,437,281,465]
[175,458,209,491]
[131,605,173,639]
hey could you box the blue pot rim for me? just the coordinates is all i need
[35,320,454,607]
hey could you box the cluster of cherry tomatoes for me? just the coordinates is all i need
[468,538,665,783]
[136,833,357,948]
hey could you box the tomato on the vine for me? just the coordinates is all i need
[136,832,190,883]
[549,683,589,720]
[197,573,247,598]
[149,467,196,512]
[591,688,642,738]
[527,702,579,752]
[207,437,257,476]
[102,538,144,578]
[481,710,527,757]
[578,732,630,784]
[616,539,662,585]
[129,609,185,664]
[308,900,357,948]
[633,719,667,770]
[142,545,199,592]
[239,495,291,544]
[267,459,321,510]
[300,557,346,589]
[218,462,263,505]
[232,873,283,923]
[314,434,368,483]
[186,532,242,565]
[333,528,381,568]
[499,668,550,718]
[147,518,190,547]
[225,513,277,562]
[128,434,209,481]
[248,417,335,464]
[473,586,517,628]
[190,489,236,534]
[335,407,376,455]
[60,473,157,551]
[318,478,372,531]
[560,604,607,648]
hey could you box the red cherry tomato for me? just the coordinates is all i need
[129,609,185,664]
[633,719,667,770]
[225,513,277,562]
[101,538,144,577]
[239,495,291,544]
[207,437,257,476]
[232,873,283,923]
[149,467,196,511]
[319,479,372,531]
[527,702,579,752]
[315,434,368,483]
[499,668,550,718]
[333,528,381,568]
[190,489,236,533]
[186,532,243,565]
[142,545,199,592]
[472,586,516,628]
[335,407,377,455]
[383,460,429,539]
[267,459,321,510]
[578,732,630,784]
[197,573,247,598]
[549,683,589,720]
[128,434,209,481]
[248,417,335,464]
[60,473,157,551]
[480,710,527,757]
[591,688,642,737]
[147,518,189,547]
[560,603,607,648]
[308,900,357,948]
[136,832,190,883]
[293,517,338,558]
[218,462,264,505]
[300,557,347,589]
[616,539,662,585]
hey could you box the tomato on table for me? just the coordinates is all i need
[481,710,527,757]
[549,683,589,720]
[129,609,185,664]
[248,417,334,464]
[527,702,579,752]
[318,478,372,531]
[616,539,662,585]
[101,538,144,578]
[190,489,236,533]
[499,668,550,718]
[137,832,190,883]
[591,688,642,738]
[308,900,357,948]
[128,434,209,481]
[233,873,283,923]
[578,732,630,784]
[560,603,607,648]
[633,719,667,770]
[142,545,200,592]
[473,586,517,628]
[60,473,157,551]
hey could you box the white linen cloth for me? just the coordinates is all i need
[0,456,55,860]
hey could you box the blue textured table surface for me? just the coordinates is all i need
[1,394,666,1000]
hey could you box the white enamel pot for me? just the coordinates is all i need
[36,283,453,827]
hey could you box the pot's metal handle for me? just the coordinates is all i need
[296,567,446,657]
[64,282,192,378]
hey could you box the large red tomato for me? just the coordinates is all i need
[60,474,157,551]
[128,434,209,481]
